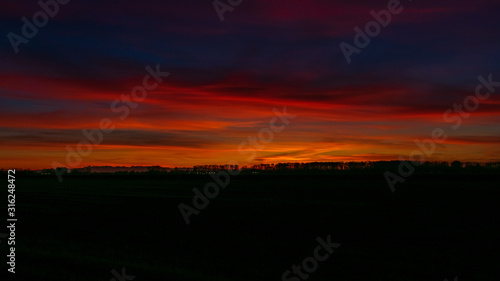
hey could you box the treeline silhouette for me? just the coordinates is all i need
[5,161,500,176]
[229,161,499,175]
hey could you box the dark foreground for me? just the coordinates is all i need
[2,174,500,280]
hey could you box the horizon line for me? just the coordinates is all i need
[3,160,500,171]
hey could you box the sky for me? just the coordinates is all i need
[1,0,500,169]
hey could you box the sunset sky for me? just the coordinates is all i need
[1,0,500,169]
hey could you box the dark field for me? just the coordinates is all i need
[2,174,500,280]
